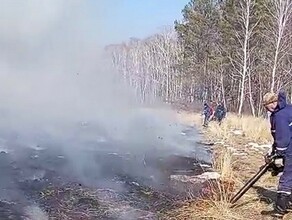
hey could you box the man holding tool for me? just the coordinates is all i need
[262,90,292,218]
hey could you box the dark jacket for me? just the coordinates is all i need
[203,103,212,117]
[215,104,226,119]
[270,91,292,155]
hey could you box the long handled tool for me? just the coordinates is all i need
[230,155,283,204]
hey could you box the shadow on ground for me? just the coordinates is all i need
[253,185,277,205]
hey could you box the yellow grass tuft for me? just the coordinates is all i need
[213,147,234,181]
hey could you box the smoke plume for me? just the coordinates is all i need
[0,0,200,184]
[0,2,210,219]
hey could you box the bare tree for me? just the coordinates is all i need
[105,0,292,115]
[267,0,292,92]
[227,0,259,115]
[105,28,183,104]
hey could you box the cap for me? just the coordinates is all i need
[263,92,278,106]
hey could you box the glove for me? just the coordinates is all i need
[265,153,285,177]
[265,152,275,164]
[265,142,286,162]
[268,156,285,176]
[270,163,284,176]
[264,150,282,164]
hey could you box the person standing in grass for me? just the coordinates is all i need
[262,90,292,219]
[214,101,226,125]
[202,102,212,127]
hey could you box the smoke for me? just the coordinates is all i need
[24,205,49,220]
[0,3,211,219]
[0,0,202,194]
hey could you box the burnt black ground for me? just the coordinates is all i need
[0,125,211,220]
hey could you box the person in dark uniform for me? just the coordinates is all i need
[202,102,212,127]
[214,102,226,125]
[262,90,292,218]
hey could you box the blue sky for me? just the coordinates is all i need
[91,0,189,45]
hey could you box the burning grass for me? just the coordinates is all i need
[38,184,111,220]
[38,184,155,219]
[33,178,181,220]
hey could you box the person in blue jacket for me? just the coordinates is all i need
[202,102,212,127]
[262,90,292,218]
[214,102,226,125]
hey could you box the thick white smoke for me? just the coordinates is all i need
[0,2,207,218]
[0,0,202,187]
[0,0,196,153]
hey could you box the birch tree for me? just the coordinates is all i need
[267,0,292,92]
[105,0,292,115]
[224,0,259,115]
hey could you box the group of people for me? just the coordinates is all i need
[202,101,226,127]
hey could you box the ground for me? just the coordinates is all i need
[170,111,292,220]
[1,108,286,220]
[0,112,212,220]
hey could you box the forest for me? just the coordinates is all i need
[105,0,292,116]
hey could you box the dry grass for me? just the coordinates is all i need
[168,146,242,220]
[171,199,243,220]
[169,111,288,220]
[177,111,272,144]
[168,145,275,220]
[208,114,271,144]
[212,147,234,181]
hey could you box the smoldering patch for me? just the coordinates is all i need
[23,205,49,220]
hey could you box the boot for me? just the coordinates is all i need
[261,193,290,218]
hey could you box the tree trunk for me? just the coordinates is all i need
[220,72,227,110]
[248,71,255,116]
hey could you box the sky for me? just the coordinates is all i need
[93,0,189,45]
[0,0,190,142]
[0,0,189,48]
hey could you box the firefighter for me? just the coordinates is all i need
[202,102,212,127]
[262,90,292,218]
[214,102,226,125]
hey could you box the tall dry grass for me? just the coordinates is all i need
[177,111,272,144]
[169,145,272,220]
[213,147,234,180]
[170,147,245,220]
[170,111,276,220]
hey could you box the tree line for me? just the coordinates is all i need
[105,0,292,116]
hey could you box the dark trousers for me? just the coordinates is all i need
[273,154,292,213]
[203,114,210,126]
[217,115,223,123]
[278,154,292,193]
